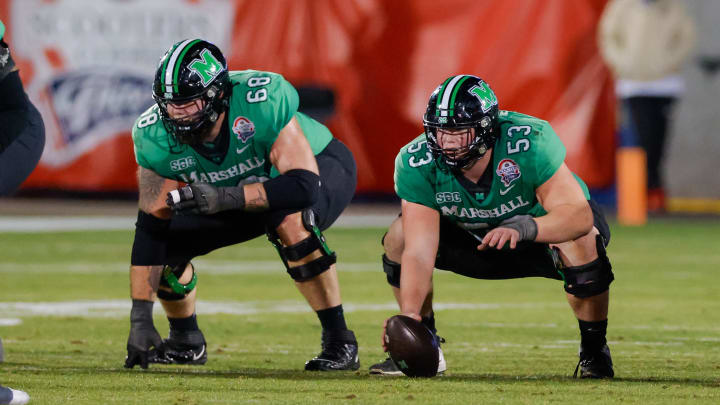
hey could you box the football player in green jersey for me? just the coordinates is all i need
[371,75,614,378]
[125,39,359,371]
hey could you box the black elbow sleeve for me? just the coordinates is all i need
[263,169,320,210]
[131,210,170,266]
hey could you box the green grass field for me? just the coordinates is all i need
[1,218,719,404]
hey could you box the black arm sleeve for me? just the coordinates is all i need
[131,210,171,266]
[262,169,320,210]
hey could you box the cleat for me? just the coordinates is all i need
[0,385,29,405]
[370,336,446,376]
[369,357,403,376]
[305,329,360,371]
[151,329,207,365]
[574,344,614,379]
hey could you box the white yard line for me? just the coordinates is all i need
[0,260,376,274]
[0,213,397,232]
[0,300,564,319]
[0,318,22,326]
[1,300,719,336]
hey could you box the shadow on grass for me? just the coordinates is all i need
[7,361,718,387]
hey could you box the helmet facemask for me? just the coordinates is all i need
[424,115,494,170]
[154,83,227,145]
[423,75,499,170]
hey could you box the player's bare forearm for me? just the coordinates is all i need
[398,200,439,316]
[137,167,176,218]
[244,182,270,212]
[534,202,593,243]
[398,255,434,317]
[130,265,163,301]
[133,167,174,300]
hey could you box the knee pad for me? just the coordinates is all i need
[158,262,197,301]
[267,209,337,282]
[558,235,614,298]
[382,254,401,288]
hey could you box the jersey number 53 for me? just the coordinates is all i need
[407,140,433,167]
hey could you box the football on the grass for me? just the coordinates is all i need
[385,315,439,377]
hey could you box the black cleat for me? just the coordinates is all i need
[574,344,614,379]
[369,357,403,376]
[305,329,360,371]
[370,336,446,376]
[150,329,207,365]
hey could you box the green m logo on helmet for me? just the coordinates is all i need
[187,48,224,87]
[468,82,498,113]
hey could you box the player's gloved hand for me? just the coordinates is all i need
[125,299,165,369]
[478,215,537,250]
[166,183,246,215]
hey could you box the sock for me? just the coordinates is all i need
[421,312,437,335]
[168,313,199,332]
[316,305,347,331]
[578,319,608,353]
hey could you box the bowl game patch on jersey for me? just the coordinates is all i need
[496,158,521,187]
[232,116,255,142]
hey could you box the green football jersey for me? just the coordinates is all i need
[394,110,590,237]
[132,70,333,186]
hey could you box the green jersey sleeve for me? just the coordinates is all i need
[533,121,566,186]
[131,107,159,172]
[393,138,437,209]
[268,76,300,134]
[247,73,300,158]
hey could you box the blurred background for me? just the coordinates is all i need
[0,0,718,219]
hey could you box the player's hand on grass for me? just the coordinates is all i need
[125,322,165,369]
[478,215,537,250]
[125,299,165,369]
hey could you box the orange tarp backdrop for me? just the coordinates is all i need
[2,0,614,193]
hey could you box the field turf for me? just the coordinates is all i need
[0,218,718,404]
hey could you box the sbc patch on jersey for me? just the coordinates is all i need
[496,158,521,186]
[232,116,256,142]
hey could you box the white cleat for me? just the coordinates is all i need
[9,389,30,405]
[437,347,447,375]
[0,386,29,405]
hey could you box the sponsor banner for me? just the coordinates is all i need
[1,0,614,192]
[1,0,235,190]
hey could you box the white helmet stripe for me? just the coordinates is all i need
[438,75,464,117]
[164,39,195,92]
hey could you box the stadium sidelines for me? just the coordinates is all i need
[0,213,398,232]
